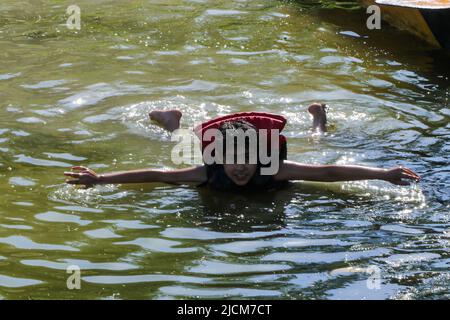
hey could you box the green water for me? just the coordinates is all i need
[0,0,449,299]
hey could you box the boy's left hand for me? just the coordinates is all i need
[384,166,421,186]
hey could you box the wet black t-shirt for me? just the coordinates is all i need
[201,164,289,192]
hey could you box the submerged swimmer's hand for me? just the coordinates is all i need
[64,166,102,188]
[384,166,420,186]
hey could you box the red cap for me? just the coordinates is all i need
[194,112,287,152]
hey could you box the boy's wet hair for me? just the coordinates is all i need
[218,119,256,132]
[217,119,256,162]
[215,119,286,162]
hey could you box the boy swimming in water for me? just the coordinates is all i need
[64,104,420,190]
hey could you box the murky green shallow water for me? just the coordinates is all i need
[0,0,449,300]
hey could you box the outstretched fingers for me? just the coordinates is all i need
[65,169,86,185]
[65,166,99,186]
[404,168,420,181]
[64,172,80,185]
[71,166,95,175]
[400,167,420,181]
[64,172,80,178]
[71,166,88,171]
[401,173,417,183]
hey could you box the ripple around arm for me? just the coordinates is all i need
[48,184,118,206]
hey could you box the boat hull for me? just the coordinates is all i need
[359,0,450,48]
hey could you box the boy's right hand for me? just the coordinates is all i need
[64,166,102,187]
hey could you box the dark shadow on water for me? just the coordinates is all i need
[194,186,294,233]
[188,183,392,233]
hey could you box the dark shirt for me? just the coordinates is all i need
[201,164,289,192]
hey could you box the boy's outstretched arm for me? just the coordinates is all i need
[64,165,207,187]
[275,161,420,186]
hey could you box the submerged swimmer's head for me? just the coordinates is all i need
[201,118,287,187]
[201,118,287,189]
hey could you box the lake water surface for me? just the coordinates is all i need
[0,0,449,299]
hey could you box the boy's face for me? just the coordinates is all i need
[221,140,258,186]
[223,163,258,186]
